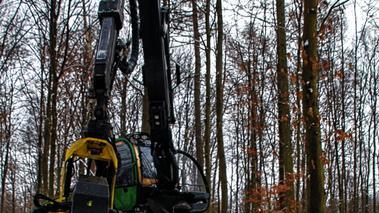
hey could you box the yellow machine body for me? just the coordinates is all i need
[58,137,118,210]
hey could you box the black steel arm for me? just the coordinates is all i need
[86,0,139,141]
[138,0,178,191]
[87,0,179,191]
[138,4,210,212]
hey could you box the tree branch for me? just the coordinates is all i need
[318,0,350,35]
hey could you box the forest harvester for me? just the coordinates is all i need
[32,0,209,212]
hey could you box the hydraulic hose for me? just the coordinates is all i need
[126,0,139,74]
[175,150,210,194]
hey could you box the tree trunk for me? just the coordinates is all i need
[352,1,359,211]
[11,163,16,213]
[339,11,347,213]
[373,69,377,213]
[295,70,303,213]
[215,0,227,212]
[276,0,294,210]
[191,0,203,183]
[294,1,303,211]
[120,77,128,134]
[204,0,212,206]
[42,64,52,195]
[0,133,10,212]
[81,0,93,132]
[48,0,58,197]
[0,86,13,212]
[302,0,325,212]
[36,44,46,194]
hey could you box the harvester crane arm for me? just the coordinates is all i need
[138,0,178,191]
[32,0,209,212]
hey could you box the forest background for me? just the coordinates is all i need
[0,0,379,212]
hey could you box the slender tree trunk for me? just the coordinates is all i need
[373,66,377,213]
[48,0,58,197]
[302,0,325,212]
[276,0,294,210]
[0,134,10,212]
[120,77,128,133]
[204,0,212,208]
[352,1,359,211]
[234,104,241,212]
[335,11,346,213]
[257,5,267,209]
[11,164,16,213]
[339,11,347,213]
[49,77,58,197]
[37,45,46,194]
[246,35,259,213]
[42,65,52,195]
[191,0,203,174]
[0,86,13,212]
[0,100,4,210]
[294,0,303,211]
[215,0,227,212]
[81,0,93,132]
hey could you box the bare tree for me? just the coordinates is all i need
[275,0,295,211]
[215,0,228,212]
[302,0,325,211]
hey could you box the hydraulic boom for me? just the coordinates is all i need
[32,0,209,212]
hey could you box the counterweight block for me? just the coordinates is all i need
[71,176,110,213]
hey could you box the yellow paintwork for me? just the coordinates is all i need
[132,144,157,186]
[132,145,142,183]
[58,137,118,210]
[64,137,118,169]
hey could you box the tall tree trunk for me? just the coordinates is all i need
[0,86,13,212]
[0,131,10,212]
[373,59,377,212]
[245,28,259,213]
[204,0,212,206]
[42,63,52,195]
[120,77,128,134]
[352,1,359,211]
[81,0,93,132]
[339,10,347,213]
[48,0,58,197]
[276,0,294,210]
[294,0,303,211]
[49,77,58,197]
[11,163,16,213]
[302,0,325,212]
[37,44,46,194]
[234,104,241,212]
[191,0,203,181]
[257,4,267,208]
[215,0,227,212]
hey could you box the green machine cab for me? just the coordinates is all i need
[114,133,158,211]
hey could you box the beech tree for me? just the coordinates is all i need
[215,0,228,212]
[302,0,325,211]
[276,0,294,211]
